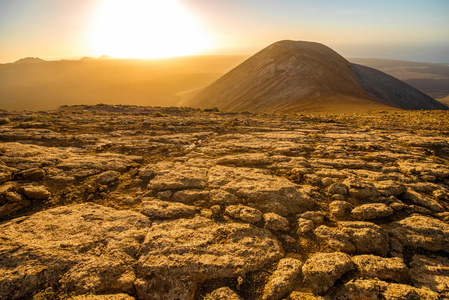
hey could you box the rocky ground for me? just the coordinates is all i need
[0,104,448,300]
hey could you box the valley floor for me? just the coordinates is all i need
[0,105,449,299]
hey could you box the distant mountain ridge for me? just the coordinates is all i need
[349,58,449,101]
[13,57,46,64]
[0,55,247,111]
[187,40,447,113]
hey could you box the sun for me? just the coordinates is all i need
[89,0,212,59]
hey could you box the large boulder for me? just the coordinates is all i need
[208,166,314,216]
[316,222,389,256]
[389,214,449,253]
[336,279,439,300]
[302,252,355,294]
[210,287,243,300]
[148,163,207,191]
[0,203,150,300]
[262,258,303,300]
[136,216,283,300]
[225,205,263,223]
[403,190,445,212]
[140,198,198,219]
[352,255,409,283]
[20,185,51,200]
[351,203,394,220]
[410,255,449,294]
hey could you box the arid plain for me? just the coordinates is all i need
[0,104,449,299]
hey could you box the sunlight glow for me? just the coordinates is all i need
[89,0,212,59]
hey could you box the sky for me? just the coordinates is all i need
[0,0,448,63]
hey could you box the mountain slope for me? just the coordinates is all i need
[187,41,447,113]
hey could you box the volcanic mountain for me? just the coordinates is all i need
[187,41,447,113]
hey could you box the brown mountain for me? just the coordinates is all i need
[13,57,46,64]
[187,40,447,113]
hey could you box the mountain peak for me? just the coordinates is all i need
[187,40,447,113]
[14,57,46,64]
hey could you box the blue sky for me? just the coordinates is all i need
[0,0,448,62]
[188,0,449,62]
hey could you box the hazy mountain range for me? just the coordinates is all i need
[0,43,448,112]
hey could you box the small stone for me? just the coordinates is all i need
[225,205,263,223]
[138,166,155,179]
[388,197,406,211]
[351,203,394,220]
[343,177,378,200]
[340,221,390,256]
[329,201,351,218]
[302,252,355,294]
[410,205,432,214]
[86,185,97,193]
[283,235,296,244]
[331,194,346,201]
[389,214,449,253]
[121,196,135,204]
[172,189,210,204]
[5,192,22,202]
[297,218,314,234]
[200,209,213,219]
[210,287,243,300]
[96,170,121,185]
[304,174,321,186]
[156,190,172,200]
[210,189,239,205]
[383,281,440,300]
[410,182,439,193]
[264,213,290,231]
[328,182,348,196]
[20,185,51,200]
[315,225,356,253]
[16,168,45,180]
[321,177,335,187]
[262,258,303,300]
[335,279,380,300]
[237,276,244,290]
[352,255,409,283]
[288,291,320,299]
[0,172,11,184]
[211,205,222,216]
[0,117,10,124]
[87,194,94,201]
[300,211,325,226]
[421,175,436,181]
[148,164,207,190]
[409,255,449,293]
[403,190,445,212]
[141,199,198,219]
[59,258,136,295]
[374,181,406,197]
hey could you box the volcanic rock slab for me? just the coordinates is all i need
[0,105,448,299]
